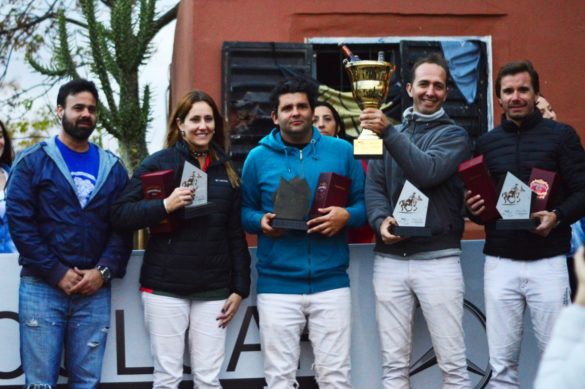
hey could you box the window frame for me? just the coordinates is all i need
[306,35,495,132]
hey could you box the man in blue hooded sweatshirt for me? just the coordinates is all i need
[241,78,366,388]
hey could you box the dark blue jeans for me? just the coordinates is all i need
[19,276,111,389]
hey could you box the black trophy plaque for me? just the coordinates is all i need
[272,177,311,231]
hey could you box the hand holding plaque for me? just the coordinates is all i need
[458,155,500,222]
[271,177,311,231]
[180,161,215,218]
[495,172,539,230]
[309,173,351,218]
[391,180,432,237]
[140,169,178,235]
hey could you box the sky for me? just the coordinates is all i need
[0,3,177,155]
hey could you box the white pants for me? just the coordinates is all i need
[373,255,471,389]
[257,288,352,389]
[484,255,570,389]
[142,292,226,389]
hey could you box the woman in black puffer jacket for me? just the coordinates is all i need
[111,90,250,389]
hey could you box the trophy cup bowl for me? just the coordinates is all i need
[345,60,396,159]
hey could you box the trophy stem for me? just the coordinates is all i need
[354,127,383,159]
[358,128,381,141]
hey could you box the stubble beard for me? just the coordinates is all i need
[281,120,313,144]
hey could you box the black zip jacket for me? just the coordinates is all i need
[111,141,251,297]
[475,111,585,260]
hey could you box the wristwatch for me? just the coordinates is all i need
[96,265,112,284]
[552,209,562,227]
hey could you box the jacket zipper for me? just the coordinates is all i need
[514,130,522,241]
[299,148,311,291]
[516,130,521,172]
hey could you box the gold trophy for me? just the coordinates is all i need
[343,46,396,159]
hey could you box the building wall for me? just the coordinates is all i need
[171,0,585,140]
[170,0,584,241]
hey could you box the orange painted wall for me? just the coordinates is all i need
[171,0,585,141]
[170,0,584,242]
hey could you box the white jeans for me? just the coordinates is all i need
[142,292,226,389]
[257,288,352,389]
[484,255,570,389]
[373,255,471,389]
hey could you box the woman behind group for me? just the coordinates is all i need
[313,101,374,244]
[313,101,346,138]
[0,120,15,253]
[111,90,251,388]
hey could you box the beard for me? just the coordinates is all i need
[62,114,95,141]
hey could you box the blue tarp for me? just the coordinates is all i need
[441,40,481,105]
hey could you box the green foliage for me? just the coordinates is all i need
[16,0,178,172]
[7,105,56,150]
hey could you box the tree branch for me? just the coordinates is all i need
[153,2,178,34]
[0,11,87,36]
[100,0,116,8]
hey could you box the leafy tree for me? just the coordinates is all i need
[0,0,179,171]
[9,104,54,149]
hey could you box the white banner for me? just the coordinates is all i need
[0,242,539,388]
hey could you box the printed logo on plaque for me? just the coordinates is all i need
[392,180,431,237]
[180,161,215,218]
[495,172,538,230]
[530,179,549,200]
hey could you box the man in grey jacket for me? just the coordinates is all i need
[361,54,472,388]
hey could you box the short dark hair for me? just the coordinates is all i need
[495,61,540,98]
[410,53,449,84]
[0,120,14,166]
[57,79,99,107]
[269,78,317,113]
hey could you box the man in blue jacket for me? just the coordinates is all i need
[241,79,366,388]
[362,54,472,388]
[6,79,132,389]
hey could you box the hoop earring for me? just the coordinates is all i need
[180,130,185,137]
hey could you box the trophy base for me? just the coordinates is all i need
[354,138,383,159]
[272,218,308,231]
[392,226,432,237]
[182,202,216,219]
[495,218,540,230]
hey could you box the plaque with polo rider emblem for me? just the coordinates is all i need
[495,172,538,230]
[392,180,432,237]
[180,161,215,219]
